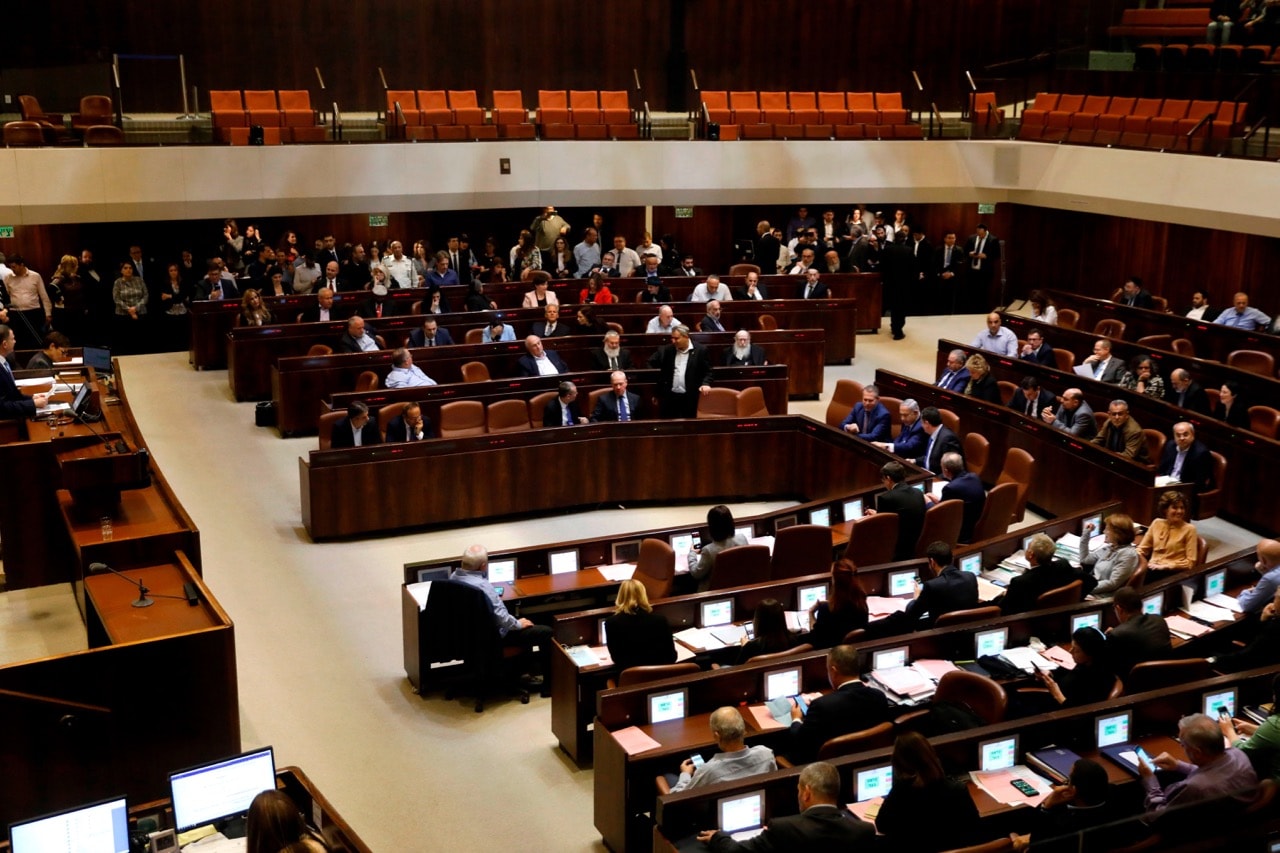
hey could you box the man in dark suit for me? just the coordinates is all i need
[840,383,892,443]
[963,224,1000,313]
[590,330,632,371]
[1019,329,1055,366]
[734,270,769,301]
[934,231,967,313]
[531,304,570,338]
[677,255,702,277]
[783,645,890,765]
[1080,339,1126,384]
[0,324,46,419]
[1158,422,1215,495]
[1011,375,1056,420]
[544,381,587,427]
[1184,290,1221,323]
[648,325,713,418]
[337,315,379,353]
[699,761,873,851]
[358,285,401,321]
[869,461,927,562]
[936,349,971,392]
[1118,277,1154,309]
[297,287,336,324]
[1166,368,1211,416]
[316,234,340,268]
[914,407,963,476]
[1046,388,1097,439]
[932,452,987,543]
[724,330,767,366]
[1000,533,1096,615]
[872,398,927,461]
[384,402,433,442]
[699,300,728,333]
[800,267,828,299]
[329,401,381,448]
[591,371,641,422]
[900,542,980,628]
[516,335,568,377]
[407,316,454,348]
[1107,588,1171,675]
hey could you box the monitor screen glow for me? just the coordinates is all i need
[913,482,927,493]
[1096,711,1131,748]
[1205,569,1226,598]
[1072,612,1102,634]
[1142,594,1162,615]
[169,747,276,833]
[764,667,801,701]
[976,628,1008,658]
[598,618,608,645]
[649,689,688,724]
[979,736,1018,772]
[960,554,982,575]
[487,559,516,585]
[888,571,916,596]
[548,549,579,575]
[872,647,909,671]
[797,584,827,611]
[855,766,893,802]
[717,792,763,834]
[842,498,863,521]
[809,507,831,527]
[701,599,733,627]
[1203,688,1236,719]
[670,533,700,564]
[1082,514,1102,538]
[9,797,129,853]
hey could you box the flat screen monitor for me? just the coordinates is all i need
[487,559,516,585]
[1204,569,1226,598]
[913,482,927,493]
[1141,593,1163,615]
[1082,514,1103,538]
[872,647,909,672]
[168,746,276,834]
[763,666,802,701]
[796,584,827,612]
[670,533,700,565]
[1203,687,1237,719]
[979,735,1018,773]
[611,540,641,564]
[597,618,608,646]
[1072,611,1102,635]
[717,791,764,835]
[83,345,113,375]
[842,498,863,522]
[1022,535,1036,551]
[774,515,797,532]
[1096,710,1132,748]
[888,570,916,597]
[548,548,579,575]
[808,507,831,527]
[69,381,93,418]
[855,765,893,802]
[415,565,451,583]
[9,796,129,853]
[648,688,688,724]
[960,553,982,575]
[975,627,1008,658]
[700,599,733,628]
[734,525,753,541]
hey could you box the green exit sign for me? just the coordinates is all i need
[674,207,693,219]
[977,203,996,215]
[0,226,14,238]
[368,214,388,228]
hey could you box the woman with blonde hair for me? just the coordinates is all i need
[604,579,676,673]
[239,289,274,327]
[964,353,1002,404]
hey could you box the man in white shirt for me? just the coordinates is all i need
[516,335,568,377]
[380,241,417,288]
[385,348,437,388]
[339,315,380,353]
[1184,290,1220,322]
[611,236,641,277]
[970,312,1018,357]
[1080,338,1125,383]
[689,274,732,303]
[646,304,680,334]
[669,707,776,793]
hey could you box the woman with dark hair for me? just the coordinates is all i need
[547,236,574,279]
[246,790,328,853]
[1138,490,1198,571]
[464,279,496,312]
[1028,290,1058,326]
[687,505,748,593]
[964,353,1003,404]
[158,263,194,350]
[1121,354,1165,399]
[510,229,543,281]
[604,579,676,673]
[579,272,614,305]
[807,559,869,648]
[1034,627,1116,708]
[735,599,794,664]
[1218,381,1250,429]
[112,260,148,355]
[424,285,449,315]
[574,306,606,334]
[876,731,981,852]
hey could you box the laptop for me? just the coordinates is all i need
[168,746,276,836]
[763,666,802,701]
[855,765,893,802]
[809,506,831,527]
[717,791,765,841]
[83,345,113,375]
[487,558,516,586]
[1071,611,1102,635]
[978,735,1019,773]
[9,796,129,853]
[888,570,916,597]
[975,627,1008,658]
[959,553,983,575]
[872,647,909,672]
[1204,687,1237,719]
[548,548,579,575]
[648,688,688,724]
[842,498,863,522]
[701,599,734,628]
[1204,569,1226,599]
[796,584,828,612]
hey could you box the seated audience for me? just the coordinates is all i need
[734,270,768,301]
[407,316,454,347]
[1214,291,1271,331]
[972,312,1018,357]
[1107,587,1171,676]
[1237,538,1280,615]
[297,287,335,323]
[1158,422,1214,499]
[578,272,613,305]
[465,280,496,311]
[246,789,329,853]
[964,353,1003,404]
[1117,276,1154,309]
[669,707,776,794]
[604,579,676,673]
[724,330,767,366]
[384,402,432,442]
[807,559,869,648]
[1032,626,1116,709]
[574,306,607,335]
[1184,290,1220,323]
[1138,491,1197,571]
[926,452,986,543]
[516,335,568,377]
[1091,399,1149,462]
[591,330,632,371]
[1217,380,1250,430]
[1166,368,1211,415]
[24,331,71,371]
[872,398,925,460]
[452,545,552,692]
[936,348,971,392]
[1141,713,1258,815]
[685,505,748,593]
[1012,375,1055,419]
[1045,388,1096,439]
[591,370,641,423]
[1220,674,1280,782]
[897,541,979,629]
[645,304,679,334]
[784,645,890,765]
[1212,583,1280,673]
[1121,354,1165,399]
[867,461,927,561]
[522,275,557,308]
[1010,759,1121,853]
[1081,513,1140,598]
[1080,338,1125,383]
[481,316,516,343]
[690,274,731,303]
[330,401,380,448]
[840,383,891,441]
[735,599,795,664]
[385,347,437,388]
[0,325,48,418]
[1028,290,1058,326]
[876,731,981,853]
[239,289,274,327]
[1019,328,1054,365]
[638,276,671,303]
[543,380,587,427]
[337,315,379,353]
[422,285,450,315]
[532,304,569,338]
[1000,533,1097,615]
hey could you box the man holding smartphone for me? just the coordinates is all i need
[668,707,775,793]
[1138,713,1257,814]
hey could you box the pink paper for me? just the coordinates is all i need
[611,725,662,756]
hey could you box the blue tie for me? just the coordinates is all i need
[618,395,630,422]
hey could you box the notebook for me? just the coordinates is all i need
[1026,747,1082,784]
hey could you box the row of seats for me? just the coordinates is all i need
[4,121,122,147]
[1018,93,1247,151]
[17,94,113,142]
[1108,7,1210,41]
[701,90,922,140]
[209,90,327,144]
[385,89,639,141]
[1135,42,1278,73]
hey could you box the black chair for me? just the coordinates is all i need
[420,579,529,712]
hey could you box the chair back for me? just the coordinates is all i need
[933,605,1001,629]
[1126,552,1149,588]
[486,398,532,433]
[970,482,1019,542]
[915,500,964,558]
[1136,334,1173,351]
[1196,536,1208,571]
[634,538,676,600]
[736,386,769,417]
[439,401,486,438]
[729,263,761,277]
[1196,451,1227,519]
[845,513,899,566]
[1056,308,1079,329]
[745,644,813,664]
[354,370,379,392]
[825,379,863,428]
[529,391,558,424]
[464,328,485,345]
[1052,348,1075,373]
[996,381,1017,407]
[995,447,1035,522]
[377,402,409,438]
[1248,406,1280,439]
[697,387,740,418]
[934,670,1008,723]
[1126,658,1211,693]
[771,524,833,579]
[708,545,772,589]
[307,343,333,356]
[1141,429,1165,467]
[617,662,700,688]
[1171,338,1195,358]
[317,410,347,450]
[1035,579,1083,608]
[938,408,960,434]
[1203,387,1219,413]
[3,121,44,146]
[1093,318,1126,338]
[460,361,490,383]
[757,313,778,331]
[84,125,124,146]
[963,432,990,477]
[1227,349,1275,377]
[816,722,896,760]
[879,396,903,438]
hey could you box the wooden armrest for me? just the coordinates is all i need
[775,755,796,769]
[893,708,930,729]
[655,775,671,795]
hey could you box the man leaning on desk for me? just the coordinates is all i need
[785,644,891,765]
[0,324,49,418]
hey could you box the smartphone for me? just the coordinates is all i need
[1135,746,1152,766]
[1218,705,1231,718]
[1010,779,1037,796]
[493,586,505,596]
[794,694,809,715]
[690,753,704,768]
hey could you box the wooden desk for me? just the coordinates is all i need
[83,560,222,647]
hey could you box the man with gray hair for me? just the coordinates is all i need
[645,304,680,335]
[691,274,732,303]
[1166,368,1211,415]
[1092,399,1148,461]
[591,329,632,371]
[1045,388,1096,439]
[872,398,926,459]
[926,451,986,543]
[937,348,971,392]
[724,330,767,366]
[1000,533,1096,615]
[1140,713,1257,814]
[669,707,776,793]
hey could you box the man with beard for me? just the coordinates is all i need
[723,330,767,366]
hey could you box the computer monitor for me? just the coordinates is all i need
[549,548,579,575]
[9,796,129,853]
[648,688,688,724]
[1203,687,1237,719]
[842,498,863,522]
[796,584,827,612]
[69,381,93,418]
[716,791,764,835]
[978,735,1018,773]
[872,647,909,672]
[735,525,753,541]
[670,533,701,565]
[168,746,276,834]
[1141,593,1163,615]
[487,559,516,585]
[763,666,802,701]
[855,765,893,802]
[611,540,641,564]
[888,570,916,597]
[415,565,451,583]
[1022,535,1036,551]
[700,599,734,628]
[1096,710,1132,748]
[1204,569,1226,598]
[774,514,798,532]
[808,507,831,527]
[597,618,608,646]
[975,627,1008,658]
[1072,611,1102,635]
[959,553,982,575]
[1082,514,1102,538]
[83,345,113,375]
[913,482,927,493]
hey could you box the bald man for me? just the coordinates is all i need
[1237,539,1280,615]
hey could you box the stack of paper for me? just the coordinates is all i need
[1165,613,1211,639]
[1000,646,1057,673]
[870,666,935,702]
[785,611,811,632]
[911,659,958,681]
[997,552,1032,573]
[977,578,1006,602]
[711,624,748,646]
[745,703,789,732]
[847,798,883,823]
[566,646,602,667]
[405,581,432,611]
[747,535,776,553]
[1183,600,1235,624]
[866,596,910,618]
[674,626,721,652]
[598,564,637,582]
[1039,646,1076,670]
[612,726,662,755]
[981,566,1020,587]
[1204,593,1243,613]
[971,766,1051,807]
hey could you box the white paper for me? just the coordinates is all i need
[1204,593,1243,613]
[1183,601,1234,624]
[785,611,811,632]
[747,535,776,553]
[406,581,431,611]
[597,563,636,582]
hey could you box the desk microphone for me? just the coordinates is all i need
[71,405,130,454]
[89,561,153,608]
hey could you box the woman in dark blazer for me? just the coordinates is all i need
[1218,381,1250,430]
[604,579,676,674]
[876,731,981,852]
[735,599,795,664]
[964,353,1004,404]
[806,559,869,649]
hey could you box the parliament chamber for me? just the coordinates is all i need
[5,1,1280,850]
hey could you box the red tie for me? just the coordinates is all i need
[376,305,383,318]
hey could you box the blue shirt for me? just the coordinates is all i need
[840,402,892,442]
[426,269,459,287]
[1215,306,1272,331]
[450,568,520,636]
[385,365,437,388]
[971,326,1018,357]
[573,241,602,277]
[481,324,516,343]
[1238,564,1280,614]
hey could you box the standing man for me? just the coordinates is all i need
[1,256,53,350]
[530,206,571,253]
[648,325,713,418]
[934,230,967,314]
[964,224,1000,313]
[611,236,641,277]
[573,228,602,278]
[380,241,417,289]
[591,371,641,422]
[452,545,553,694]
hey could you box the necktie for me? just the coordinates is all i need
[610,356,618,370]
[805,284,813,298]
[925,433,936,466]
[1026,397,1035,417]
[427,336,434,347]
[938,371,952,388]
[1172,450,1185,479]
[1093,360,1104,379]
[618,395,630,422]
[1109,427,1123,453]
[563,404,572,426]
[452,252,459,269]
[861,410,868,433]
[945,247,952,265]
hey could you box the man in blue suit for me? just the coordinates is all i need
[872,398,927,460]
[936,349,970,392]
[591,371,641,422]
[0,324,46,420]
[543,381,587,427]
[928,452,987,543]
[899,541,979,628]
[407,316,454,348]
[840,384,891,442]
[515,335,568,377]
